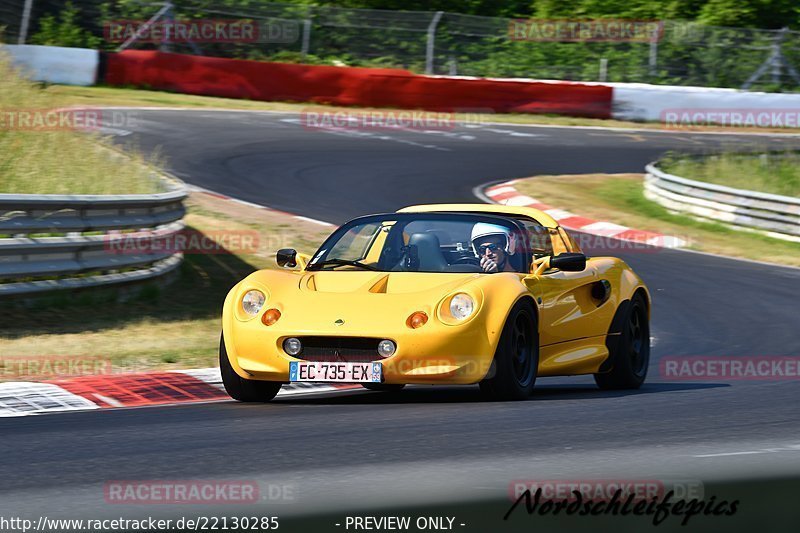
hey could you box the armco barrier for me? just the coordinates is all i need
[644,162,800,242]
[612,83,800,124]
[103,51,613,118]
[0,174,187,296]
[9,44,800,126]
[4,45,99,86]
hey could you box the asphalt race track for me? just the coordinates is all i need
[3,110,800,531]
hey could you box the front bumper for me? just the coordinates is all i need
[222,322,496,385]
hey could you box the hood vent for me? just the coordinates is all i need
[368,274,390,294]
[305,274,317,291]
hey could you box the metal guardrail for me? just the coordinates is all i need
[0,174,188,296]
[644,161,800,242]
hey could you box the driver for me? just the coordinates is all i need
[471,223,517,273]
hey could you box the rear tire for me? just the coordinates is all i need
[594,293,650,390]
[479,301,538,401]
[219,334,282,402]
[361,383,406,392]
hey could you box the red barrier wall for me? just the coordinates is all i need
[104,51,612,118]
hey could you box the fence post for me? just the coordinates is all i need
[648,23,661,77]
[425,11,444,75]
[301,9,312,57]
[117,1,173,51]
[17,0,34,44]
[599,58,608,82]
[771,31,783,84]
[161,2,174,53]
[742,27,800,89]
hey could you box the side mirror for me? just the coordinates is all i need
[550,252,586,272]
[276,248,298,268]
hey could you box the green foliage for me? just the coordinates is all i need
[21,1,800,90]
[31,2,102,49]
[296,1,532,18]
[661,152,800,197]
[698,0,800,29]
[136,284,161,303]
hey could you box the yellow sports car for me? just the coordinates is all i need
[220,204,650,401]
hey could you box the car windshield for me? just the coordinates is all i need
[307,213,544,273]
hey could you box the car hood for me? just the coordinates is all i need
[298,271,482,295]
[236,270,493,334]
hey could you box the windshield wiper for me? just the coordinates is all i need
[310,258,379,271]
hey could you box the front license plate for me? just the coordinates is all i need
[289,361,382,383]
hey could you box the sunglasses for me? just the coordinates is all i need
[478,243,502,254]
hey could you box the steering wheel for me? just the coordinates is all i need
[451,255,481,267]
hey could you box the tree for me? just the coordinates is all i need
[698,0,800,28]
[31,2,102,48]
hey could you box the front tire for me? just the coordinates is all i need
[594,293,650,390]
[219,334,282,402]
[479,301,538,401]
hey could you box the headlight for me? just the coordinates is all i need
[242,290,266,316]
[449,293,475,320]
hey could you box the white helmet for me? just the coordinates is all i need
[471,222,516,255]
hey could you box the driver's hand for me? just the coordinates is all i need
[480,256,498,272]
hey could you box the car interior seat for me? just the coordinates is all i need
[394,232,448,271]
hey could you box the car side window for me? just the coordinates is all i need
[558,227,581,253]
[520,221,554,259]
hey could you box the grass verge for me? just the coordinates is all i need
[0,53,160,195]
[0,191,333,377]
[660,152,800,197]
[512,174,800,266]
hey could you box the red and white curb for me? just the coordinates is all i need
[0,186,345,417]
[482,181,687,248]
[0,369,359,417]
